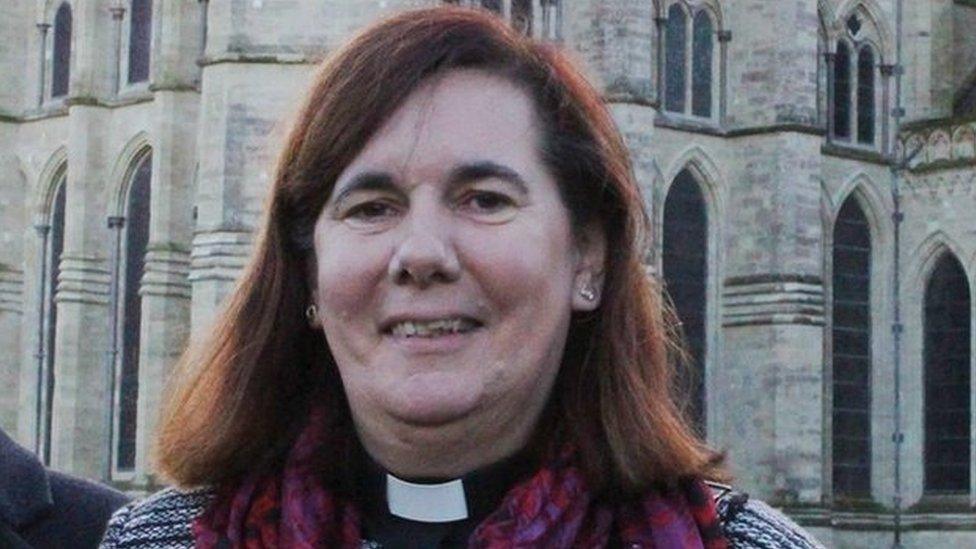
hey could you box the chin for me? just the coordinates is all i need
[383,374,485,427]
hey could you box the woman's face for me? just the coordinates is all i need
[311,70,603,460]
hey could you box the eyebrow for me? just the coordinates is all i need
[330,171,398,208]
[447,161,529,195]
[330,160,530,206]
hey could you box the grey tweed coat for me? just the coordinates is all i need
[100,483,826,548]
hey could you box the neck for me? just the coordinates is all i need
[353,410,539,479]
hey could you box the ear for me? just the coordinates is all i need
[571,223,607,312]
[307,288,322,328]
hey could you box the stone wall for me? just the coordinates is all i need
[0,0,974,545]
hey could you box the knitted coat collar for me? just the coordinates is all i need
[193,406,728,548]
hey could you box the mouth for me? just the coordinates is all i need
[382,317,483,338]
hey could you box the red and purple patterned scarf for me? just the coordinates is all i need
[194,405,728,548]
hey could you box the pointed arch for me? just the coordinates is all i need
[127,0,152,84]
[691,10,714,118]
[663,2,689,114]
[831,173,893,237]
[661,145,727,214]
[830,194,873,497]
[109,132,152,217]
[908,232,969,293]
[35,147,68,219]
[113,147,153,473]
[833,0,894,61]
[818,0,837,31]
[38,168,67,466]
[50,2,72,99]
[833,40,853,140]
[657,147,725,437]
[662,169,708,434]
[922,252,971,494]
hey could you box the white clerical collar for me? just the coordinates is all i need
[386,474,469,523]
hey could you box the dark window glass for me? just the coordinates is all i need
[511,0,532,35]
[691,11,713,118]
[856,46,875,145]
[52,3,72,98]
[924,254,971,494]
[662,170,707,434]
[833,41,851,140]
[665,4,688,113]
[116,153,151,471]
[128,0,152,84]
[481,0,502,14]
[831,197,871,498]
[41,174,66,466]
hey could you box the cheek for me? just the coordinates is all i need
[462,223,576,306]
[314,234,388,321]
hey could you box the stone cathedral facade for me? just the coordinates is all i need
[0,1,974,546]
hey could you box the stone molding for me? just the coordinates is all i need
[899,120,976,172]
[140,246,191,299]
[190,230,253,283]
[722,275,825,327]
[0,268,24,314]
[903,169,976,198]
[198,52,314,67]
[787,506,976,531]
[55,255,111,305]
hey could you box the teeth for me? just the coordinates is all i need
[390,318,477,338]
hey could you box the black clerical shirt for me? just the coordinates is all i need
[355,450,535,549]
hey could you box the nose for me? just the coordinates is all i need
[387,209,461,287]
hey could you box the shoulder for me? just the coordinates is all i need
[708,483,826,549]
[100,486,214,549]
[35,471,129,547]
[48,470,129,517]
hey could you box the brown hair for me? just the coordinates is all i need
[156,6,725,496]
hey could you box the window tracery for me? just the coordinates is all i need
[660,1,723,122]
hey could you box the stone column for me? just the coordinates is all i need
[35,23,51,108]
[824,52,836,143]
[880,64,894,157]
[109,6,126,96]
[717,30,731,127]
[653,16,666,107]
[131,0,203,487]
[52,105,113,480]
[0,268,24,432]
[715,132,826,505]
[0,143,26,434]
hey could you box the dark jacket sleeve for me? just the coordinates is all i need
[18,472,129,549]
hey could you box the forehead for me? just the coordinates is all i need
[336,69,541,187]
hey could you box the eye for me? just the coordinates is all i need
[343,200,400,226]
[460,191,516,214]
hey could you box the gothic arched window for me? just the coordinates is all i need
[128,0,152,84]
[856,45,875,145]
[116,152,151,472]
[664,4,688,113]
[51,3,72,98]
[691,11,713,118]
[662,170,708,433]
[833,41,852,141]
[831,197,871,498]
[40,171,66,465]
[924,254,971,494]
[831,11,879,147]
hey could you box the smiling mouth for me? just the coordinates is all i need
[386,318,482,338]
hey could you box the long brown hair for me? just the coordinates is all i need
[156,6,724,495]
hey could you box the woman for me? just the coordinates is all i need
[102,7,822,548]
